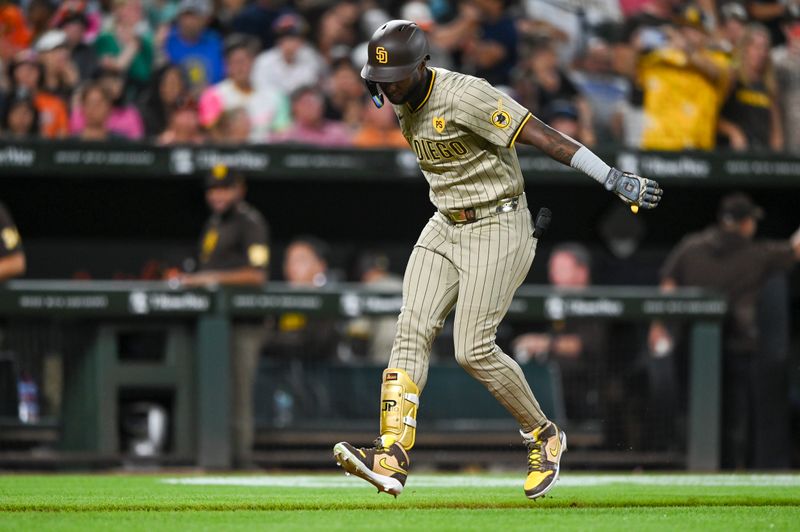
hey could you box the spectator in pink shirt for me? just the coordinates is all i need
[274,86,351,147]
[198,33,290,143]
[75,82,121,142]
[70,68,144,140]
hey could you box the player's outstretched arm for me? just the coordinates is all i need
[515,115,663,210]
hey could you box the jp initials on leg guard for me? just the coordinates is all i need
[379,368,420,450]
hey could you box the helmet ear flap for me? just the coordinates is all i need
[365,80,384,108]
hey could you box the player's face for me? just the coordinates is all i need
[206,184,242,214]
[377,65,425,105]
[740,217,757,239]
[377,78,414,105]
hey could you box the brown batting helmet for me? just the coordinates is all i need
[362,20,430,107]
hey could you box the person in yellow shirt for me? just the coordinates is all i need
[718,23,784,152]
[0,1,32,61]
[638,4,731,150]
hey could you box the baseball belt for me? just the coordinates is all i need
[442,193,527,225]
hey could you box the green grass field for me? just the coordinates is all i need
[1,472,799,531]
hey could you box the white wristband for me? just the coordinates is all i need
[569,145,612,185]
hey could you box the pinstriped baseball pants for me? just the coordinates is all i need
[388,207,548,432]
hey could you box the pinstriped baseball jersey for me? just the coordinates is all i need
[393,67,533,211]
[334,20,563,494]
[385,67,548,434]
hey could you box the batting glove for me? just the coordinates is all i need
[604,168,663,209]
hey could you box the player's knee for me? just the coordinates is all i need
[454,351,477,372]
[395,311,438,346]
[393,323,426,349]
[454,341,494,372]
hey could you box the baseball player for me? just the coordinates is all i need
[333,20,662,500]
[178,165,270,468]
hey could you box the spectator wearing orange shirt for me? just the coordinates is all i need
[352,99,408,149]
[0,0,32,62]
[7,50,69,138]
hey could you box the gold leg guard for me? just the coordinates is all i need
[379,368,420,450]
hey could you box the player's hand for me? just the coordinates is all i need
[604,168,663,210]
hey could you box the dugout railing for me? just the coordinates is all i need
[2,138,800,186]
[0,281,725,471]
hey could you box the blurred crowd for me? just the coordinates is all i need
[1,0,799,152]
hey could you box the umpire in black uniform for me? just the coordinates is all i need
[179,164,269,468]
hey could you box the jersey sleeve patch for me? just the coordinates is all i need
[248,244,270,268]
[491,108,511,129]
[1,227,21,252]
[457,77,531,147]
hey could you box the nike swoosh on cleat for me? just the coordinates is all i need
[379,457,407,475]
[548,439,561,458]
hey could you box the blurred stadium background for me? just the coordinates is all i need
[1,0,800,478]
